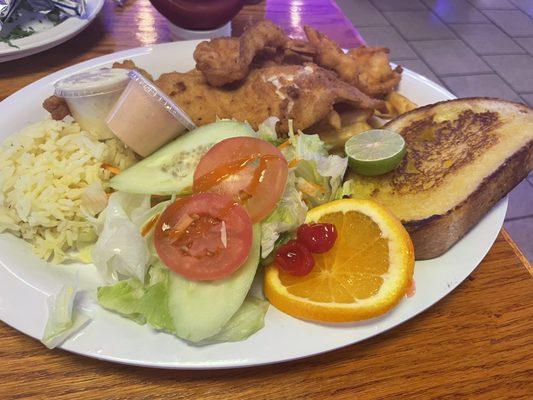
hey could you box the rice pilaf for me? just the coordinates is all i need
[0,119,136,263]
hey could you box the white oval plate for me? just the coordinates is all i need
[0,41,507,369]
[0,0,104,62]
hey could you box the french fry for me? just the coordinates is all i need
[377,92,417,119]
[304,93,416,155]
[305,109,373,152]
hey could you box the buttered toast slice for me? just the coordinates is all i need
[349,98,533,259]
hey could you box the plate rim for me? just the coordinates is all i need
[0,0,104,62]
[0,41,507,369]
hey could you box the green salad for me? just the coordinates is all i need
[43,118,349,347]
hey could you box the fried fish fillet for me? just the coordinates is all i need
[156,63,386,135]
[194,20,287,86]
[112,60,154,81]
[304,26,402,98]
[42,95,71,120]
[250,39,316,69]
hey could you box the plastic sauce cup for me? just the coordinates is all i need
[55,68,130,140]
[106,70,196,157]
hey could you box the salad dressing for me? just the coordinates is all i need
[147,152,284,243]
[156,200,238,258]
[141,214,160,237]
[194,153,283,196]
[106,70,195,157]
[54,68,130,140]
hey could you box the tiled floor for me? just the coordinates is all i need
[337,0,533,261]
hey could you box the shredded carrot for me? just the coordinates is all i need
[310,182,327,194]
[141,214,160,237]
[101,163,121,175]
[288,159,301,168]
[297,178,326,196]
[277,140,291,150]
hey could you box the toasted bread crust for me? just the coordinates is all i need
[404,139,533,259]
[384,97,531,127]
[349,98,533,259]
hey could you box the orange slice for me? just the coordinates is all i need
[264,199,414,322]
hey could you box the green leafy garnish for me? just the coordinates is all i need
[0,25,36,48]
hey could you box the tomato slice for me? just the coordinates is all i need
[154,193,253,281]
[193,137,288,223]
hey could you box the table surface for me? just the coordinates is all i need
[1,1,532,399]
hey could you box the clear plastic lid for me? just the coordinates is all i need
[55,68,130,98]
[126,70,196,130]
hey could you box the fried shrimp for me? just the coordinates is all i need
[194,20,287,86]
[304,26,402,98]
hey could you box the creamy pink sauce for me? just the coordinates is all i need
[106,79,190,157]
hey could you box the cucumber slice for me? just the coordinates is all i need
[110,120,255,195]
[165,225,261,343]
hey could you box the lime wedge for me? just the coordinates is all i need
[345,129,406,176]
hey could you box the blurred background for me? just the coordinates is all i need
[335,0,533,261]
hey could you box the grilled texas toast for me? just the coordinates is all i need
[348,98,533,259]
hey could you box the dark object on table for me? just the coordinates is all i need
[148,0,245,31]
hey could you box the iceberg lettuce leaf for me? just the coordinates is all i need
[97,265,267,344]
[259,129,348,259]
[334,178,355,200]
[42,285,91,349]
[260,171,307,259]
[255,117,282,145]
[284,129,348,208]
[91,192,151,283]
[97,265,173,332]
